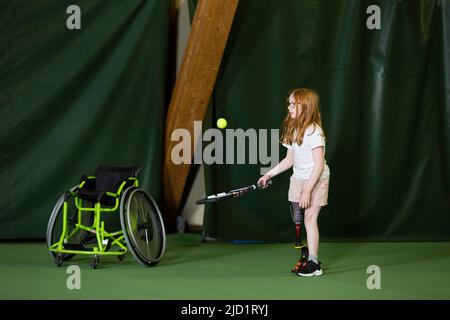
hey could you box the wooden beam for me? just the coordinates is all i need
[163,0,239,231]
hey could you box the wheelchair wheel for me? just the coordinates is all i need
[120,187,166,266]
[46,185,94,261]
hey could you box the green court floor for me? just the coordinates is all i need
[1,234,449,300]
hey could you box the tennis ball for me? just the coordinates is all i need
[217,118,227,129]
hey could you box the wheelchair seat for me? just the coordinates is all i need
[95,166,141,189]
[74,166,141,205]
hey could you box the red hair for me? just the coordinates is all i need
[281,88,325,145]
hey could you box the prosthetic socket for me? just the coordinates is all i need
[290,202,305,245]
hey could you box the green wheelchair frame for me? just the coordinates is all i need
[47,166,166,269]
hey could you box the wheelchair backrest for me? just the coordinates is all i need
[95,166,141,192]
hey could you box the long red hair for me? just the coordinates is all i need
[281,88,325,146]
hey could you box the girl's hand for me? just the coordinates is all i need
[299,190,311,208]
[257,175,271,188]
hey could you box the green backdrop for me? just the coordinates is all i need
[0,0,170,238]
[1,0,449,241]
[203,0,450,241]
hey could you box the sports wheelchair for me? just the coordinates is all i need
[46,166,166,269]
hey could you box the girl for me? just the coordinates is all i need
[258,88,330,277]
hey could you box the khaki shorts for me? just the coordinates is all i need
[288,176,329,207]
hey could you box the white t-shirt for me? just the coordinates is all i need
[282,124,330,180]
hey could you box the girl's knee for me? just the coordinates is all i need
[304,207,320,225]
[304,216,315,228]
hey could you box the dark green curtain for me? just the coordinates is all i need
[0,0,170,239]
[204,0,450,241]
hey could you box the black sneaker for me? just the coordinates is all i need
[297,260,323,277]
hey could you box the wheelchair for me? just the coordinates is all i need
[46,166,166,269]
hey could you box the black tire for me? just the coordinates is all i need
[46,186,94,261]
[120,187,166,267]
[55,253,63,267]
[117,250,126,261]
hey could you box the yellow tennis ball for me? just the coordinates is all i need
[217,118,227,129]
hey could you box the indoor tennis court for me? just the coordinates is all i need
[1,235,450,300]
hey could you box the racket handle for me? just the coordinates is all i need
[257,179,272,189]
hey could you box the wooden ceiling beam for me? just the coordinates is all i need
[163,0,239,231]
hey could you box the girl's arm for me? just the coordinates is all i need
[258,149,294,186]
[300,146,325,208]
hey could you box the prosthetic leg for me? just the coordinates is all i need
[290,202,309,273]
[290,202,304,248]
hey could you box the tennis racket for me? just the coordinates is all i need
[196,180,272,204]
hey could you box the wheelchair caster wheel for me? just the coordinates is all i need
[55,254,63,267]
[117,251,126,261]
[90,255,99,269]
